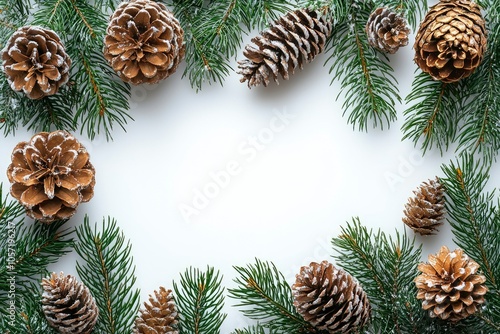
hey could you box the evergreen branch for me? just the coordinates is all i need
[70,0,96,38]
[440,155,500,291]
[170,0,246,91]
[241,0,293,30]
[402,72,462,155]
[331,218,425,334]
[173,266,226,334]
[0,183,24,225]
[231,323,268,334]
[74,216,140,334]
[229,259,311,334]
[328,0,399,131]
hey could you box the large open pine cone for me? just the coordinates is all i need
[238,8,332,88]
[403,177,445,235]
[104,0,185,85]
[6,130,95,223]
[2,26,71,99]
[42,272,99,334]
[414,0,487,83]
[134,287,179,334]
[366,7,410,54]
[415,246,488,322]
[292,260,371,333]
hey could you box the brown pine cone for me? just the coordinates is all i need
[104,0,185,85]
[238,8,332,88]
[41,272,99,334]
[134,287,179,334]
[414,0,487,83]
[2,26,71,99]
[415,246,488,322]
[403,177,445,235]
[366,7,410,54]
[292,260,371,333]
[6,130,95,223]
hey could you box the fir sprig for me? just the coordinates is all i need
[331,218,423,334]
[327,0,400,131]
[229,258,312,334]
[440,154,500,328]
[173,266,227,334]
[240,0,293,30]
[74,216,140,334]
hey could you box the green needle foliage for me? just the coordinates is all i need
[319,0,427,131]
[403,0,500,161]
[231,323,268,334]
[74,216,140,334]
[229,258,313,334]
[0,0,131,140]
[332,218,424,334]
[440,154,500,331]
[0,184,74,332]
[173,266,226,334]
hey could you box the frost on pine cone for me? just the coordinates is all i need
[292,260,371,333]
[366,7,410,54]
[104,0,185,85]
[6,130,95,223]
[415,246,488,322]
[2,26,71,99]
[403,177,445,235]
[414,0,487,83]
[238,8,332,88]
[134,287,179,334]
[41,272,99,334]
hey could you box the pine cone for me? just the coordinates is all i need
[415,246,488,321]
[104,0,185,85]
[134,287,179,334]
[414,0,487,83]
[2,26,71,99]
[403,177,445,235]
[292,260,371,333]
[238,8,332,88]
[366,7,410,54]
[6,130,95,223]
[41,272,99,334]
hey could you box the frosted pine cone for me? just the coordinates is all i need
[41,272,99,334]
[6,130,95,223]
[2,26,71,99]
[134,287,179,334]
[414,0,487,83]
[292,260,371,333]
[415,246,488,321]
[403,177,445,235]
[366,7,410,54]
[238,8,332,88]
[104,0,185,85]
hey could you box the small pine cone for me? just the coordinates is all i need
[292,261,371,333]
[104,0,185,85]
[366,7,410,54]
[41,272,99,334]
[403,177,445,235]
[415,246,488,322]
[6,130,95,223]
[134,287,179,334]
[2,26,71,99]
[238,8,332,88]
[414,0,487,83]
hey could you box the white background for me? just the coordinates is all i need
[1,9,499,332]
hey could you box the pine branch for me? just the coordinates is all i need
[327,0,400,131]
[173,266,226,334]
[331,218,425,334]
[402,72,462,155]
[440,154,500,326]
[454,0,500,162]
[229,258,312,334]
[74,216,140,334]
[231,323,268,334]
[240,0,293,30]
